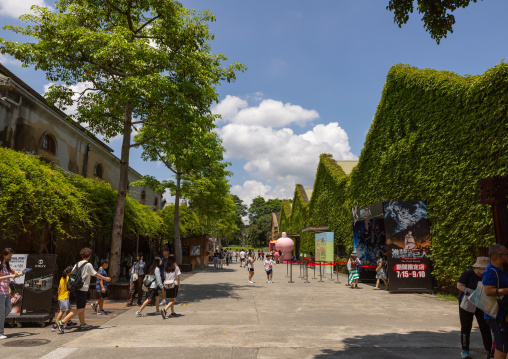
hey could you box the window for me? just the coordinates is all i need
[40,132,56,155]
[94,163,103,179]
[141,190,146,205]
[153,197,158,211]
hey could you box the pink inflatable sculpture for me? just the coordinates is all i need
[275,232,294,261]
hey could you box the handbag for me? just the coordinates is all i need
[468,281,499,318]
[132,272,139,281]
[163,272,176,289]
[460,291,477,313]
[142,275,155,291]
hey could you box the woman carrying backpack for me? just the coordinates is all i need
[347,251,361,289]
[161,254,181,319]
[136,257,163,317]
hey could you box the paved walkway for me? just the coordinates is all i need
[2,261,486,358]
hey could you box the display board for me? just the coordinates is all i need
[353,218,386,281]
[22,254,57,315]
[8,254,28,316]
[384,201,433,293]
[315,232,334,274]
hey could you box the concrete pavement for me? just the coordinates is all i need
[1,260,487,358]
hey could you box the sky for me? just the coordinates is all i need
[1,0,508,207]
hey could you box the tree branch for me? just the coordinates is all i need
[156,151,177,174]
[129,135,159,148]
[134,15,160,34]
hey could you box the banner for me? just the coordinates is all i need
[384,201,433,293]
[353,217,386,281]
[315,232,334,274]
[8,254,28,316]
[22,254,57,315]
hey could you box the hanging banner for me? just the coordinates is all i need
[8,254,28,316]
[315,232,334,274]
[22,254,57,315]
[384,201,433,293]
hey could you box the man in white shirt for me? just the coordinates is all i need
[264,254,277,283]
[239,250,246,267]
[56,247,110,333]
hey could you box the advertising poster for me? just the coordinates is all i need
[8,254,28,316]
[384,201,433,293]
[22,254,57,314]
[353,217,386,281]
[315,232,334,274]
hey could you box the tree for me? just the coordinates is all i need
[132,127,234,263]
[247,197,282,248]
[231,194,247,244]
[387,0,481,44]
[0,0,245,280]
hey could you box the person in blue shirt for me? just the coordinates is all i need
[91,259,109,315]
[483,244,508,358]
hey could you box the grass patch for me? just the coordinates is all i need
[434,293,457,301]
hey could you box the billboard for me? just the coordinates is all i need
[384,201,433,293]
[353,217,386,281]
[315,232,334,274]
[22,254,57,315]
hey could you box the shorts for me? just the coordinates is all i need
[240,258,245,262]
[248,268,254,272]
[166,286,179,299]
[266,269,273,275]
[488,319,508,352]
[146,288,160,301]
[76,290,88,309]
[97,289,109,299]
[58,298,70,312]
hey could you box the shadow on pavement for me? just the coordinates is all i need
[313,329,484,359]
[177,282,246,304]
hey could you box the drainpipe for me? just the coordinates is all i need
[83,144,91,177]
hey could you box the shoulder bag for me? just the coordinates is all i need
[468,269,500,318]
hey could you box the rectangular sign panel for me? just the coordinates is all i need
[22,254,57,314]
[8,254,28,316]
[384,201,433,293]
[315,232,334,274]
[353,218,386,281]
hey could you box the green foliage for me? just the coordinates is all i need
[247,197,283,247]
[387,0,481,44]
[159,204,201,244]
[280,63,508,290]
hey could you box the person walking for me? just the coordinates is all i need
[52,266,76,331]
[126,253,145,306]
[159,248,170,306]
[247,251,256,284]
[374,251,389,290]
[91,259,109,315]
[457,256,492,359]
[240,249,246,267]
[136,257,163,317]
[235,250,239,263]
[161,254,181,319]
[264,254,277,283]
[347,251,360,289]
[213,250,219,269]
[0,248,21,339]
[483,245,508,359]
[56,247,111,333]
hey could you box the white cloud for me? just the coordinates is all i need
[215,95,358,201]
[0,53,22,67]
[0,0,52,18]
[212,95,318,127]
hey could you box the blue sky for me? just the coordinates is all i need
[1,0,508,206]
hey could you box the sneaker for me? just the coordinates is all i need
[91,302,98,313]
[161,309,166,319]
[248,281,254,284]
[160,299,166,306]
[97,310,107,315]
[78,324,92,331]
[67,320,76,326]
[154,311,161,315]
[170,312,178,316]
[51,324,57,331]
[135,311,145,317]
[56,320,64,334]
[461,349,470,359]
[0,335,7,339]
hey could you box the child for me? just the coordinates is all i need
[52,266,76,331]
[91,259,109,315]
[264,254,277,283]
[247,251,255,284]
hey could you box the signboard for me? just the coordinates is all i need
[353,218,386,281]
[8,254,28,316]
[191,245,200,256]
[182,246,190,256]
[315,232,334,274]
[22,254,57,314]
[384,201,433,293]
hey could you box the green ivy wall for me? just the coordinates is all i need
[280,63,508,290]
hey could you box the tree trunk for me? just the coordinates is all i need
[109,103,133,282]
[173,172,182,264]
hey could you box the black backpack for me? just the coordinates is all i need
[67,262,87,292]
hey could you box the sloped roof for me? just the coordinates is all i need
[335,160,359,175]
[304,188,313,201]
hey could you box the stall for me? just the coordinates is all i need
[6,254,57,327]
[352,201,433,293]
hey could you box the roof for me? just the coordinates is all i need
[304,188,313,201]
[335,160,359,175]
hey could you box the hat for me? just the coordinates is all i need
[351,251,357,256]
[473,256,490,269]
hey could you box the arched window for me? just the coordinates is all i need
[40,132,57,155]
[141,189,146,205]
[94,163,103,179]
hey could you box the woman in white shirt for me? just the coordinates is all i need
[136,257,162,317]
[161,255,181,319]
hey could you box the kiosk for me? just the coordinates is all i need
[352,201,433,293]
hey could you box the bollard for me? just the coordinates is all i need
[304,262,310,283]
[319,262,324,282]
[331,262,333,280]
[299,261,302,279]
[286,261,289,277]
[313,262,316,279]
[288,261,294,283]
[336,263,341,284]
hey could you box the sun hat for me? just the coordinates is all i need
[351,251,357,256]
[473,256,490,268]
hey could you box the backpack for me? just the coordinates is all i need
[67,262,87,292]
